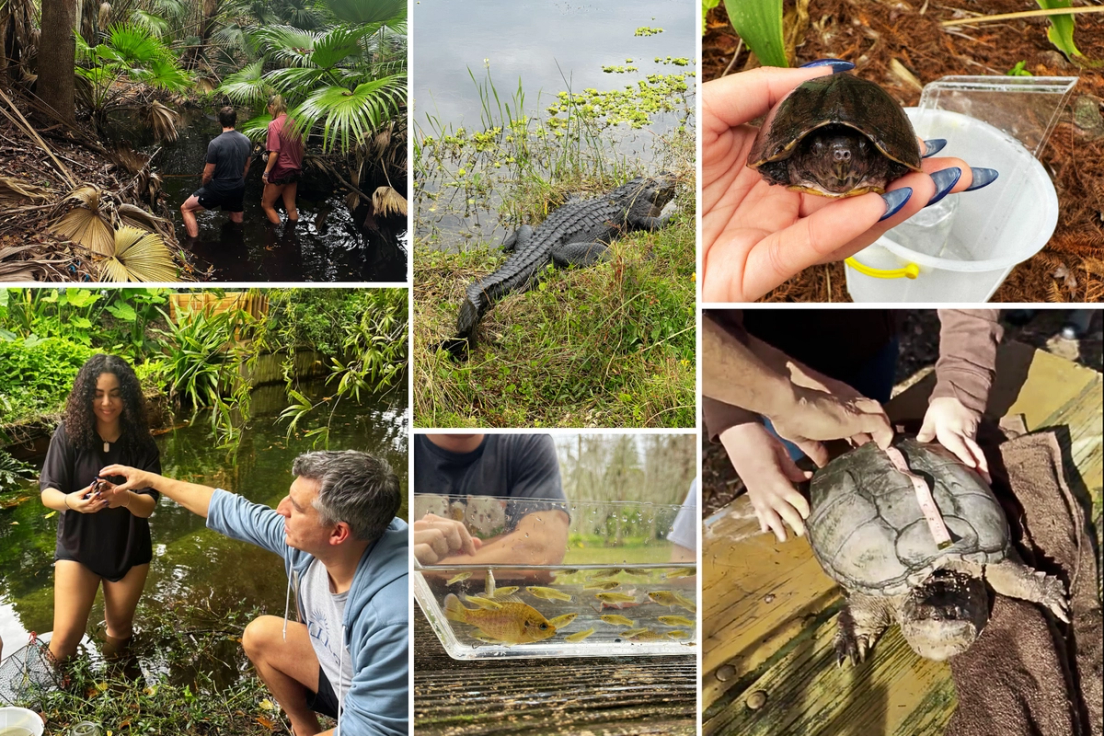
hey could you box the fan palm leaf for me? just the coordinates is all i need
[0,176,51,204]
[265,66,329,95]
[290,74,405,153]
[106,23,165,66]
[309,25,374,69]
[129,10,170,37]
[144,101,180,143]
[252,25,320,67]
[372,186,406,217]
[218,60,268,106]
[52,186,114,256]
[320,0,405,26]
[99,226,178,282]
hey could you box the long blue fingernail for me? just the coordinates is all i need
[800,59,855,73]
[926,167,962,207]
[965,167,999,192]
[922,139,947,158]
[879,188,912,221]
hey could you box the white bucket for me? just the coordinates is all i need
[845,107,1059,303]
[0,707,45,736]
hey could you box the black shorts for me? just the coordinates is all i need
[194,184,245,213]
[305,667,340,718]
[268,169,301,185]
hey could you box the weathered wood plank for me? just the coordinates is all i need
[703,341,1102,736]
[414,612,696,735]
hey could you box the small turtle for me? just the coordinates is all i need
[806,439,1069,665]
[747,73,923,197]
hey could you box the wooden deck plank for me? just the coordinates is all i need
[703,342,1102,736]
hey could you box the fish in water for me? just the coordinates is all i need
[491,586,520,598]
[548,613,578,627]
[446,572,472,586]
[462,595,502,610]
[623,628,664,641]
[527,586,573,602]
[648,591,696,612]
[666,630,691,640]
[600,614,636,627]
[657,615,695,627]
[566,628,595,642]
[595,592,637,605]
[445,593,557,645]
[664,567,696,579]
[584,581,622,591]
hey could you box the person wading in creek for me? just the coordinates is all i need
[261,94,305,226]
[180,106,252,239]
[101,451,409,736]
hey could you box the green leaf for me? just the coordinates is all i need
[1036,0,1082,58]
[723,0,788,68]
[72,317,92,329]
[106,302,138,321]
[320,0,405,26]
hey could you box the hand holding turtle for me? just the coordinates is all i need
[720,423,812,542]
[702,61,992,302]
[917,396,990,482]
[65,484,109,514]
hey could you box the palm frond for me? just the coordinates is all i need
[290,74,405,153]
[144,100,180,142]
[52,186,114,256]
[217,60,268,106]
[309,24,374,69]
[372,186,406,217]
[105,23,166,66]
[265,66,328,95]
[252,25,319,67]
[100,226,178,282]
[238,113,273,143]
[0,176,52,204]
[128,10,170,37]
[320,0,405,25]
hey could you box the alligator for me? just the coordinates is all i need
[439,173,678,359]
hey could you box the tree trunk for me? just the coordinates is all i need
[38,0,75,123]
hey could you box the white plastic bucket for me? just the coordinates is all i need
[0,707,45,736]
[845,107,1059,303]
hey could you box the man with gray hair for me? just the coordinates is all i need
[101,450,408,736]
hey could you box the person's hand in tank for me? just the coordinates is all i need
[721,423,812,542]
[413,513,482,565]
[702,61,989,302]
[918,396,991,482]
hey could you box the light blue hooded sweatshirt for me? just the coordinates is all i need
[207,488,409,736]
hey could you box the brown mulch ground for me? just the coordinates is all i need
[704,0,1104,303]
[702,308,1104,516]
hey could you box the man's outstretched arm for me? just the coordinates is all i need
[100,464,216,518]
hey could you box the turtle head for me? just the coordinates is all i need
[787,125,895,197]
[899,569,989,661]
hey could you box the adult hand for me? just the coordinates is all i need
[770,384,893,466]
[720,423,811,542]
[413,514,482,565]
[917,396,990,481]
[98,464,154,495]
[66,484,108,514]
[702,61,990,302]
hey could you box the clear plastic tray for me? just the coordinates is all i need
[413,496,697,659]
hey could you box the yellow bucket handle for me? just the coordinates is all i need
[845,257,920,280]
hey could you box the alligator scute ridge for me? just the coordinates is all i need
[439,173,678,360]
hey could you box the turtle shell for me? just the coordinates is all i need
[806,439,1009,597]
[747,73,923,197]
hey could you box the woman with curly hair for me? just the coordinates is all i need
[39,354,161,662]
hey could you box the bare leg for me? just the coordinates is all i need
[281,181,299,222]
[49,560,101,662]
[229,210,244,224]
[834,592,894,666]
[101,563,149,655]
[262,182,285,225]
[242,615,322,736]
[985,560,1070,622]
[181,195,205,238]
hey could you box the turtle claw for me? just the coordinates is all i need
[1039,576,1071,624]
[834,631,872,667]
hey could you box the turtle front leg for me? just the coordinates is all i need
[984,560,1070,623]
[835,593,894,667]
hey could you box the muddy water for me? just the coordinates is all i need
[0,380,408,686]
[112,110,407,282]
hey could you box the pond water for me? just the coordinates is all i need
[413,0,695,252]
[0,379,408,686]
[116,110,407,282]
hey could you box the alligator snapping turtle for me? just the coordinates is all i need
[747,73,923,197]
[806,438,1070,665]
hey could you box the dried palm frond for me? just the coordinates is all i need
[52,185,114,255]
[111,146,149,176]
[117,203,169,233]
[372,186,407,218]
[99,226,178,282]
[0,176,52,204]
[144,100,180,144]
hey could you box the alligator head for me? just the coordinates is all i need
[611,173,678,218]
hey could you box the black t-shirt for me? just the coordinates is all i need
[205,130,251,194]
[413,435,566,530]
[39,422,162,581]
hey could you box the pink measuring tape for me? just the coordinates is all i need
[885,446,953,549]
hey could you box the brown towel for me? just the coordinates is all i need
[946,430,1102,736]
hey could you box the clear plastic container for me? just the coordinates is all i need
[414,496,697,659]
[846,75,1077,303]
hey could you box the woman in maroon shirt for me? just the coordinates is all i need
[261,94,305,226]
[39,355,161,662]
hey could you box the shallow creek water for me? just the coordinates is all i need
[0,380,408,685]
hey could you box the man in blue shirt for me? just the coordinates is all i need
[102,450,408,736]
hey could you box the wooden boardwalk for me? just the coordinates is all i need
[703,342,1103,736]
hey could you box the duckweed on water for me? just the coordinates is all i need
[635,27,664,36]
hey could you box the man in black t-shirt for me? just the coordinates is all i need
[180,106,252,238]
[412,434,569,567]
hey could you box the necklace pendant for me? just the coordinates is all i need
[104,441,110,453]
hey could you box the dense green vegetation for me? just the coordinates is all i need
[0,287,407,454]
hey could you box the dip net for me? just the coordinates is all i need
[0,633,60,709]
